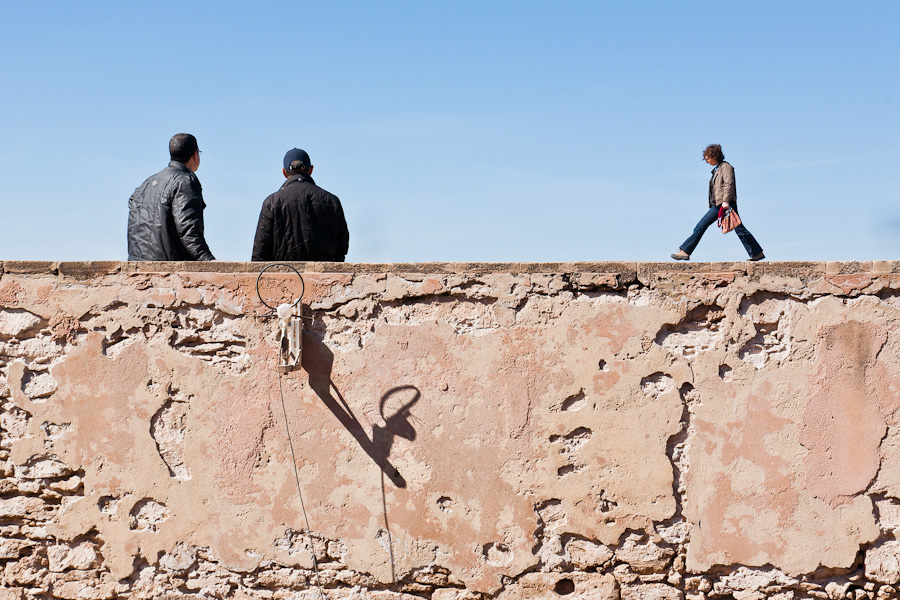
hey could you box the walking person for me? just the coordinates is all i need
[127,133,215,261]
[671,144,764,261]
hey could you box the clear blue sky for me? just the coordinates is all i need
[1,2,897,263]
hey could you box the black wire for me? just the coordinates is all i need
[278,373,326,600]
[257,263,305,311]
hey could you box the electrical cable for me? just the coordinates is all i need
[278,373,326,600]
[257,263,305,311]
[260,262,322,597]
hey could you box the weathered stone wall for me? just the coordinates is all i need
[2,260,900,600]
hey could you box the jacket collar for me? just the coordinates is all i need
[169,160,191,173]
[281,173,316,189]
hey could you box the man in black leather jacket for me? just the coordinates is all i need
[127,133,215,261]
[251,148,349,262]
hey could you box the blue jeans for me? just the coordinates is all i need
[680,204,763,257]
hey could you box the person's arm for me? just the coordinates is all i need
[172,177,215,260]
[333,199,349,261]
[316,194,349,261]
[720,163,736,209]
[251,199,274,261]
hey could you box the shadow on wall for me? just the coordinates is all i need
[301,330,420,489]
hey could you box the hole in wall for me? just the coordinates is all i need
[150,397,191,480]
[640,372,674,399]
[718,364,733,381]
[554,578,575,595]
[561,390,587,412]
[483,542,513,566]
[679,382,701,405]
[98,496,118,515]
[129,499,170,532]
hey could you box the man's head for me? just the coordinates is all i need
[283,148,313,178]
[170,134,199,162]
[702,144,724,165]
[170,133,200,172]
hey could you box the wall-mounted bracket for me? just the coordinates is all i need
[257,263,307,374]
[276,302,303,373]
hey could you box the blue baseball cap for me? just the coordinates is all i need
[283,148,311,171]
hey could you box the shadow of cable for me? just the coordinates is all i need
[301,331,422,582]
[373,385,421,582]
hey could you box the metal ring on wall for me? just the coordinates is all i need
[256,263,305,310]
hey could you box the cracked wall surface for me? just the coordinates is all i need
[1,260,900,600]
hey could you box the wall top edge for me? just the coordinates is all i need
[1,260,899,278]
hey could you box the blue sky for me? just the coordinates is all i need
[1,2,897,263]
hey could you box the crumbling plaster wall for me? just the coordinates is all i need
[2,260,900,600]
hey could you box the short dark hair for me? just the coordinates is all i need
[169,133,199,163]
[703,144,725,162]
[286,161,310,176]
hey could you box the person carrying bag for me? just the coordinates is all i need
[671,144,765,261]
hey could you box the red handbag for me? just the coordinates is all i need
[718,206,742,234]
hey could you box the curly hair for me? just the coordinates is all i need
[702,144,725,162]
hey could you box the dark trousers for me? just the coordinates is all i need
[680,204,763,257]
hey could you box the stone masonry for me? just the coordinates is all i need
[1,260,900,600]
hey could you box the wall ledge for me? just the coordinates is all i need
[2,259,899,278]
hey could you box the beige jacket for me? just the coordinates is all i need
[708,161,737,207]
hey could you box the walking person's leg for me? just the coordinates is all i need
[734,223,764,259]
[730,204,764,260]
[673,206,720,259]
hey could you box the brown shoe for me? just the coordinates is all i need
[671,250,690,260]
[748,252,765,262]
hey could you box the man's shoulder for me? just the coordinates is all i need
[261,189,281,208]
[134,166,172,194]
[315,186,339,203]
[306,180,340,203]
[155,162,196,184]
[171,169,202,198]
[172,167,198,184]
[278,179,339,201]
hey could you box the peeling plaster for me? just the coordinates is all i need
[2,261,900,600]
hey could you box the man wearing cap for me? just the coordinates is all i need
[127,133,215,261]
[252,148,349,262]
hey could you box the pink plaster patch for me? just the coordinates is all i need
[825,274,876,295]
[801,321,888,505]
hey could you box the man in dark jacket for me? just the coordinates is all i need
[252,148,349,262]
[127,133,215,261]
